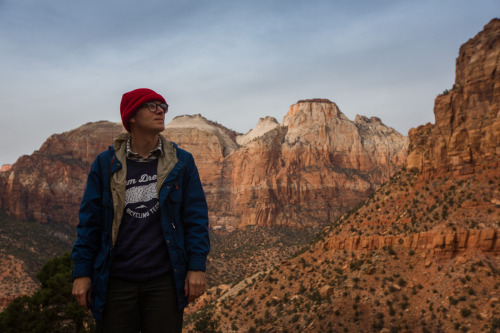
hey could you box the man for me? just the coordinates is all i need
[71,88,210,332]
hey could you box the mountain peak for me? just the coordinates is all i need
[166,114,217,131]
[281,98,347,129]
[236,116,279,146]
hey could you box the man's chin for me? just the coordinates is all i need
[153,124,165,133]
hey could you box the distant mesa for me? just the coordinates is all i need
[167,114,218,130]
[0,164,11,172]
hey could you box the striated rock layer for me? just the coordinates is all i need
[323,229,500,253]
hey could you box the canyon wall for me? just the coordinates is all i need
[407,19,500,175]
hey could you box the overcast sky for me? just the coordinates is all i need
[0,0,498,165]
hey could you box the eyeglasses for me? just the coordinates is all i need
[142,102,169,113]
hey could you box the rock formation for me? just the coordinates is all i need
[219,100,407,228]
[407,19,500,175]
[0,121,124,224]
[0,103,408,229]
[235,116,279,146]
[323,228,500,253]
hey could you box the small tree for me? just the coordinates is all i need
[0,252,94,333]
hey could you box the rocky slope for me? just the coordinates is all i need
[0,103,407,229]
[0,255,37,311]
[0,211,74,311]
[183,19,500,333]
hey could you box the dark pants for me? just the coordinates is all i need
[96,274,183,333]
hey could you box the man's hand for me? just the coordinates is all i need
[72,277,92,311]
[184,271,206,302]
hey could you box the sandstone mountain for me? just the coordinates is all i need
[218,100,407,228]
[183,19,500,333]
[0,102,408,230]
[0,121,124,225]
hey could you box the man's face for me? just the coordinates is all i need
[129,100,167,134]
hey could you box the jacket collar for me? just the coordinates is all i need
[112,132,178,192]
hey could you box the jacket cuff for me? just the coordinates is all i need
[73,263,93,279]
[187,256,206,272]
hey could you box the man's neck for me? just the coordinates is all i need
[130,132,160,158]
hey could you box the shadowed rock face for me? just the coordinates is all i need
[0,121,124,224]
[0,103,407,228]
[407,19,500,176]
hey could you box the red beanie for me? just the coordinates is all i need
[120,88,167,132]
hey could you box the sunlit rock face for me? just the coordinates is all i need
[0,104,407,228]
[217,99,408,228]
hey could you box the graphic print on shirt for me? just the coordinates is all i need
[124,167,160,220]
[110,158,172,280]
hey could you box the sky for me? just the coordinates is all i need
[0,0,498,166]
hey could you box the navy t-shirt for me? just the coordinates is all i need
[110,158,171,281]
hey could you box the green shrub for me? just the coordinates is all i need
[0,252,93,333]
[460,307,472,318]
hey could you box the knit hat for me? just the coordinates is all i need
[120,88,167,132]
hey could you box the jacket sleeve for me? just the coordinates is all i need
[71,155,106,279]
[181,153,210,272]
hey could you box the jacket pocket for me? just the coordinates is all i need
[168,186,183,203]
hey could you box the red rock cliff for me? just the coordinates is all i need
[407,19,500,175]
[0,121,124,224]
[218,100,408,228]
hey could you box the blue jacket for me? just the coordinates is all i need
[71,133,210,321]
